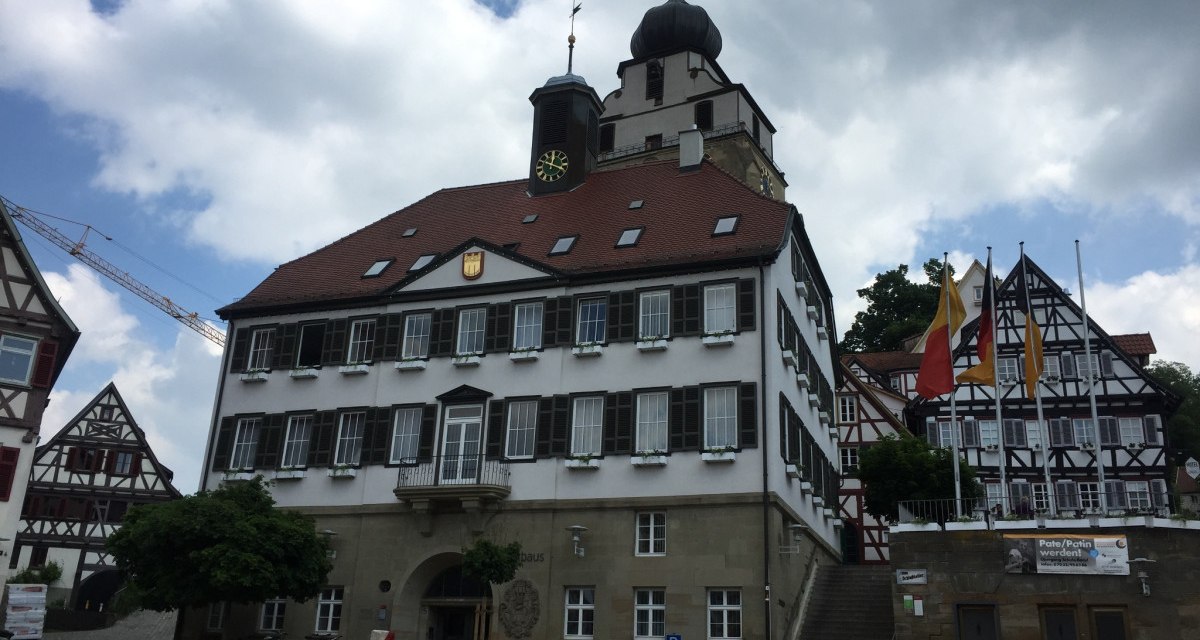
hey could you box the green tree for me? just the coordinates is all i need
[856,434,982,522]
[839,259,951,353]
[461,539,523,584]
[1144,360,1200,462]
[107,477,331,611]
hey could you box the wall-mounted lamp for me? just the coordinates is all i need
[320,529,338,559]
[1129,557,1156,597]
[779,523,808,555]
[566,525,588,558]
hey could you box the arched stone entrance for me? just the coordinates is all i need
[395,553,492,640]
[73,568,122,611]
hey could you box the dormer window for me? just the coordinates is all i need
[713,216,739,236]
[617,228,643,248]
[409,254,437,271]
[362,259,393,278]
[550,236,577,256]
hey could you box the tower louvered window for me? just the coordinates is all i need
[541,100,569,145]
[645,61,663,102]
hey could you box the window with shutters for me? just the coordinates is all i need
[505,401,537,459]
[840,447,858,472]
[1075,353,1102,379]
[571,397,604,456]
[111,451,136,476]
[634,588,666,638]
[1143,415,1163,445]
[456,308,486,355]
[29,546,48,568]
[1024,420,1042,449]
[979,420,1000,448]
[704,284,736,334]
[564,587,595,639]
[346,319,375,364]
[1118,418,1144,446]
[576,298,607,345]
[390,408,422,464]
[247,328,275,371]
[638,291,670,339]
[1073,419,1096,447]
[708,589,742,639]
[402,313,432,359]
[260,598,286,632]
[694,100,714,131]
[1125,481,1150,510]
[334,412,365,466]
[1010,481,1033,513]
[1003,419,1027,447]
[635,512,666,556]
[1041,355,1061,380]
[1032,483,1051,512]
[207,602,227,631]
[1049,419,1074,447]
[512,302,543,351]
[1104,480,1126,509]
[1056,481,1080,510]
[1078,482,1101,511]
[997,357,1019,382]
[635,393,668,453]
[315,587,343,633]
[282,415,312,468]
[0,334,38,385]
[704,387,737,449]
[295,323,326,368]
[230,418,261,470]
[837,396,857,424]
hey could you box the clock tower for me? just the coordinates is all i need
[528,73,603,196]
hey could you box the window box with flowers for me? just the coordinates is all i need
[785,463,806,480]
[571,342,604,358]
[339,362,371,375]
[701,446,737,463]
[394,358,427,372]
[564,454,600,469]
[635,337,669,352]
[273,468,306,480]
[223,469,256,482]
[289,367,319,380]
[239,369,269,383]
[701,331,735,347]
[630,450,668,466]
[508,347,540,363]
[327,465,358,479]
[452,354,482,367]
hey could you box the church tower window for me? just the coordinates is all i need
[695,100,713,131]
[600,123,615,153]
[645,60,664,103]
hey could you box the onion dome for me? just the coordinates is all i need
[630,0,722,61]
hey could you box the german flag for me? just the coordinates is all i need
[957,254,996,386]
[1016,254,1044,397]
[916,261,967,399]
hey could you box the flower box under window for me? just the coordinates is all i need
[806,305,819,320]
[636,339,669,352]
[808,393,820,408]
[452,355,481,367]
[565,457,600,469]
[273,469,306,480]
[509,350,539,363]
[338,363,370,375]
[223,470,255,482]
[800,481,814,494]
[816,326,828,341]
[571,344,604,358]
[239,370,268,383]
[781,350,797,367]
[288,367,319,380]
[785,463,804,480]
[631,453,667,466]
[796,372,810,389]
[828,428,839,440]
[327,467,358,479]
[795,281,809,298]
[394,359,427,372]
[702,334,735,347]
[702,450,736,463]
[822,507,834,518]
[813,496,825,507]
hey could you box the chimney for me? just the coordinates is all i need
[679,125,703,170]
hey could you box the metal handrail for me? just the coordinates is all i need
[395,454,510,488]
[597,121,784,177]
[896,487,1171,524]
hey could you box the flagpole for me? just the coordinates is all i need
[1022,244,1055,516]
[1076,240,1108,513]
[945,252,963,517]
[984,248,1007,515]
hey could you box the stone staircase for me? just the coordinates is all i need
[799,564,895,640]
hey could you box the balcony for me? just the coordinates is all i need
[393,454,511,506]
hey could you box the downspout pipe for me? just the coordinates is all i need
[759,263,773,639]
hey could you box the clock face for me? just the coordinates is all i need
[536,150,569,182]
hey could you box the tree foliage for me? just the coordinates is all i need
[461,539,523,584]
[1144,360,1200,463]
[856,434,982,522]
[839,259,952,353]
[106,477,331,611]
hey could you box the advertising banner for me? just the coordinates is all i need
[1003,534,1129,575]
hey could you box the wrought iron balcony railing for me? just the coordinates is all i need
[395,454,511,490]
[895,487,1171,525]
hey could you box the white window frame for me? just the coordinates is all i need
[247,327,275,371]
[703,283,736,334]
[985,483,1003,511]
[634,588,666,639]
[505,400,537,460]
[837,395,857,424]
[1072,418,1096,446]
[260,598,286,631]
[1078,482,1102,511]
[281,414,312,469]
[1024,420,1042,449]
[112,451,135,476]
[997,357,1019,382]
[402,313,432,359]
[1031,483,1051,512]
[1118,418,1144,446]
[979,420,1000,448]
[315,587,343,633]
[1075,353,1101,379]
[840,447,859,471]
[456,307,487,355]
[938,420,957,448]
[512,302,543,351]
[390,408,423,464]
[346,319,375,364]
[636,512,666,556]
[230,418,261,470]
[1126,480,1151,510]
[1041,355,1061,380]
[334,412,365,466]
[0,334,38,385]
[707,589,742,640]
[704,387,738,449]
[576,298,607,345]
[206,602,226,631]
[636,392,668,453]
[638,290,671,340]
[564,587,595,639]
[571,397,604,456]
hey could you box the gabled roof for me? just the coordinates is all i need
[219,160,790,317]
[1111,333,1157,357]
[839,360,912,436]
[844,351,923,374]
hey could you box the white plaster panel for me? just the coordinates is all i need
[2,248,21,279]
[402,246,551,293]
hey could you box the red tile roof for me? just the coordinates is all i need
[845,351,924,373]
[1111,333,1157,356]
[220,160,790,315]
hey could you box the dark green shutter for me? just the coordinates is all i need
[668,389,685,450]
[229,329,249,373]
[542,298,560,348]
[375,314,404,362]
[211,417,235,470]
[550,395,570,456]
[536,398,554,457]
[682,387,701,450]
[555,296,574,345]
[486,400,506,459]
[778,395,789,461]
[739,382,758,448]
[321,319,348,365]
[308,411,337,467]
[273,324,297,370]
[487,303,512,353]
[363,407,391,465]
[418,405,437,462]
[256,414,284,469]
[737,279,756,332]
[681,285,700,336]
[430,309,455,357]
[609,291,635,342]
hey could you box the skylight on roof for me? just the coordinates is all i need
[409,254,437,271]
[522,214,538,224]
[403,228,418,237]
[362,259,393,278]
[549,236,577,256]
[616,228,642,247]
[713,215,739,236]
[628,200,644,210]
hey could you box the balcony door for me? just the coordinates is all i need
[440,404,483,484]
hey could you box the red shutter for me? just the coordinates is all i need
[131,453,142,477]
[66,447,78,471]
[105,451,116,475]
[92,449,106,473]
[0,447,19,501]
[30,340,58,389]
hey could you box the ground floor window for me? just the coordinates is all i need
[957,604,998,640]
[316,587,343,633]
[634,588,665,638]
[1040,606,1077,640]
[206,602,226,631]
[708,589,742,639]
[564,587,595,639]
[260,598,286,631]
[1089,607,1127,640]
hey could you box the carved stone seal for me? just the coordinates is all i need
[498,578,539,639]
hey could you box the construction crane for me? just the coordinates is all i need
[0,194,226,348]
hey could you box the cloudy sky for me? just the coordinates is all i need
[1,0,1197,492]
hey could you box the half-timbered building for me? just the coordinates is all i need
[910,254,1176,516]
[196,3,841,640]
[0,199,79,584]
[11,383,180,608]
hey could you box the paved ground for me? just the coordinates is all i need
[42,609,177,640]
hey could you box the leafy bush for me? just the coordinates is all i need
[461,539,522,584]
[10,560,63,585]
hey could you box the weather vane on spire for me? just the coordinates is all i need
[568,2,582,74]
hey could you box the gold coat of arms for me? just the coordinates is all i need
[462,252,484,280]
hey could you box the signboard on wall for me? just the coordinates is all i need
[1003,533,1129,575]
[1185,457,1200,480]
[895,569,928,585]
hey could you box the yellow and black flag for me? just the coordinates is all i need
[957,252,996,386]
[1016,252,1044,398]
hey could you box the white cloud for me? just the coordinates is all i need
[1084,265,1200,367]
[40,265,220,493]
